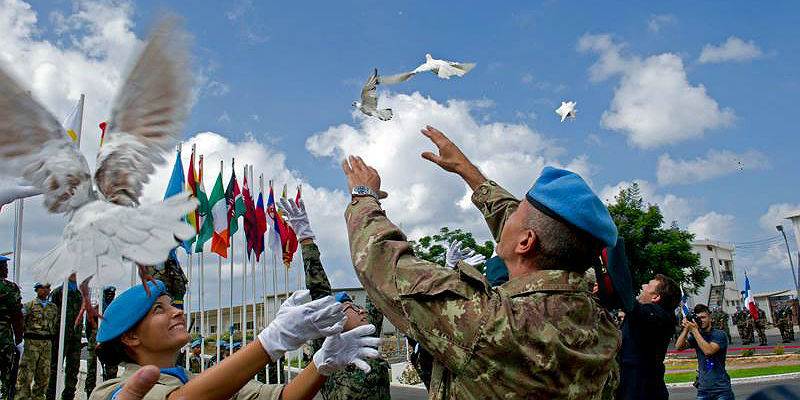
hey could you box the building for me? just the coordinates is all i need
[687,240,742,316]
[753,290,797,325]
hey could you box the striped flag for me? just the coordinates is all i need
[209,170,229,258]
[225,167,246,237]
[744,274,758,320]
[195,156,212,253]
[164,147,191,253]
[185,148,199,249]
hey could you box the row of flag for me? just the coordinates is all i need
[164,145,299,267]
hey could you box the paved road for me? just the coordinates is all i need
[388,376,800,400]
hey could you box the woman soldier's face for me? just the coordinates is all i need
[127,295,190,353]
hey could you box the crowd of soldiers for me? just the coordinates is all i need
[732,307,769,346]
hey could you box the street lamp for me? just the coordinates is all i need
[776,225,799,299]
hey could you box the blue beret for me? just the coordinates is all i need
[0,255,10,262]
[34,282,49,290]
[335,292,352,303]
[232,342,242,349]
[96,280,167,344]
[526,167,617,247]
[191,339,202,348]
[484,256,509,287]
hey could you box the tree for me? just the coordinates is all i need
[607,183,707,293]
[411,227,494,273]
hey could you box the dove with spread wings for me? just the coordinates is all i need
[353,68,393,121]
[0,18,197,292]
[378,53,476,84]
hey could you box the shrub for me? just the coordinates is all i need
[741,348,755,357]
[774,345,785,355]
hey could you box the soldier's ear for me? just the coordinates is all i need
[516,229,538,256]
[120,331,141,349]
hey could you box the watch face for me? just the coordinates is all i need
[354,186,369,195]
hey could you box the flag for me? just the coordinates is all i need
[295,184,301,203]
[195,156,213,253]
[225,167,246,237]
[164,148,191,253]
[266,183,283,260]
[209,170,229,258]
[99,122,107,147]
[254,191,267,261]
[242,169,258,257]
[63,95,84,144]
[680,289,691,318]
[278,184,298,266]
[744,274,758,320]
[185,148,199,249]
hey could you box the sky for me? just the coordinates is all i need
[1,0,799,306]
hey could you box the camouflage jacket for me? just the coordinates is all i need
[345,180,621,400]
[142,260,188,303]
[51,283,83,340]
[0,278,22,331]
[301,242,391,400]
[22,298,59,336]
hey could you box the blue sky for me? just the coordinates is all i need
[4,0,800,300]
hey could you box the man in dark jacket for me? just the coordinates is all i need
[617,273,681,400]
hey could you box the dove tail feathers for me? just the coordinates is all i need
[30,242,73,285]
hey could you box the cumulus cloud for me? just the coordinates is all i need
[759,203,800,233]
[306,91,592,240]
[734,203,799,282]
[657,149,769,185]
[599,179,693,226]
[647,14,676,33]
[579,34,735,148]
[688,212,735,241]
[698,37,763,64]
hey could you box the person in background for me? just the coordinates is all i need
[16,282,58,400]
[676,304,734,400]
[86,285,119,397]
[0,255,24,400]
[47,273,82,400]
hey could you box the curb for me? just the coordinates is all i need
[666,372,800,388]
[391,382,426,389]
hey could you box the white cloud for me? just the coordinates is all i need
[307,91,592,240]
[657,149,769,185]
[648,14,676,33]
[734,203,800,282]
[699,37,763,64]
[206,80,230,96]
[579,34,735,148]
[599,179,693,226]
[759,203,800,233]
[688,212,735,241]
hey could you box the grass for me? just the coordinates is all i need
[664,364,800,384]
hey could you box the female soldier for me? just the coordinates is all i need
[90,280,379,400]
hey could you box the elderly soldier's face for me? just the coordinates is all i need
[637,279,662,304]
[123,295,190,355]
[497,201,537,264]
[36,286,51,299]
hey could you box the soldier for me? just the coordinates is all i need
[711,306,732,343]
[279,197,392,400]
[743,310,756,345]
[187,339,206,374]
[47,274,82,400]
[0,255,24,400]
[16,282,58,400]
[340,126,621,398]
[141,252,188,309]
[776,304,795,343]
[754,307,768,346]
[85,286,118,398]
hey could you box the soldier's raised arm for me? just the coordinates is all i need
[280,197,332,301]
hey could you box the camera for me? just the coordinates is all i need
[685,312,697,323]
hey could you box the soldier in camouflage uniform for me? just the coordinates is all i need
[141,252,188,309]
[754,307,768,346]
[775,304,795,343]
[732,307,747,344]
[279,196,391,400]
[85,286,118,398]
[47,274,82,400]
[0,256,24,400]
[341,126,621,399]
[711,307,731,343]
[16,282,58,400]
[743,309,756,344]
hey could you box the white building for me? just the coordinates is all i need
[687,240,742,316]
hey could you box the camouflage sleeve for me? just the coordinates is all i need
[346,196,491,372]
[365,296,384,336]
[301,242,332,301]
[470,180,521,242]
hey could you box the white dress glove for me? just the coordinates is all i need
[16,341,24,359]
[279,198,315,241]
[258,289,345,360]
[445,241,486,268]
[313,324,382,376]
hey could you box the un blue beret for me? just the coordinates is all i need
[335,292,352,303]
[526,167,617,247]
[484,256,509,287]
[0,255,10,262]
[97,280,167,344]
[191,339,202,348]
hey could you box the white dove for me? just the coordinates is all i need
[353,68,392,121]
[379,53,476,84]
[0,18,197,290]
[0,176,42,211]
[555,101,577,122]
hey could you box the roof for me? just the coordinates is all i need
[691,240,735,252]
[752,290,793,298]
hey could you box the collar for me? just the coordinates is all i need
[36,298,50,306]
[121,363,191,385]
[498,269,587,297]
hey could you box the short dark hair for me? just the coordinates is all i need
[653,274,681,311]
[95,337,134,367]
[527,206,602,272]
[693,303,710,315]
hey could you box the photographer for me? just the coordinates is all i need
[676,304,734,400]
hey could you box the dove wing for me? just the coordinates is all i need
[360,69,379,111]
[0,65,93,213]
[378,71,416,85]
[95,17,192,206]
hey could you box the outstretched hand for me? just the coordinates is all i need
[420,126,486,189]
[341,156,388,199]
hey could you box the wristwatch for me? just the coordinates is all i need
[351,185,378,199]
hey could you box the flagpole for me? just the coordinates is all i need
[55,276,69,397]
[12,198,23,283]
[200,252,206,371]
[249,166,257,350]
[186,251,193,371]
[258,174,269,378]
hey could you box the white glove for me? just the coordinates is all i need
[258,289,345,360]
[16,341,24,359]
[279,198,315,241]
[313,324,381,376]
[445,241,485,268]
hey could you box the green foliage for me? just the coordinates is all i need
[774,345,785,355]
[607,183,707,293]
[741,348,755,357]
[410,227,494,273]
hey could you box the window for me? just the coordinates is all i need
[246,321,254,330]
[233,323,241,331]
[210,325,217,334]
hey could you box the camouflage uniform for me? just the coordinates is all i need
[711,308,731,342]
[16,298,59,400]
[776,304,795,343]
[743,311,756,344]
[301,242,391,400]
[754,308,768,346]
[142,256,188,309]
[345,180,621,399]
[0,277,23,399]
[47,283,82,400]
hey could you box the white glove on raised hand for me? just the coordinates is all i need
[258,289,345,360]
[445,241,485,268]
[16,341,24,359]
[313,324,381,376]
[279,198,315,241]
